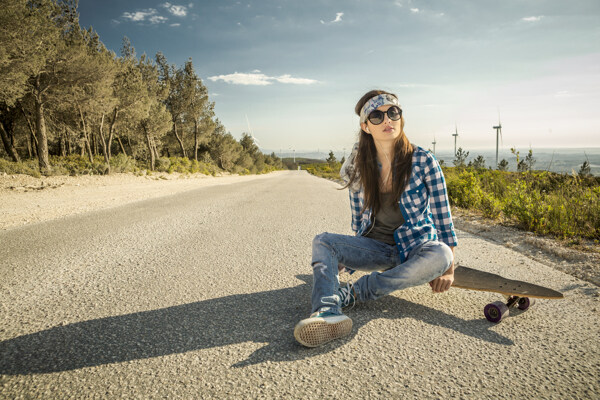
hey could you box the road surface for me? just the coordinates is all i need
[1,171,598,398]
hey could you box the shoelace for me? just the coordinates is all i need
[339,281,356,309]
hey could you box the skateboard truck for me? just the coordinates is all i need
[484,296,536,323]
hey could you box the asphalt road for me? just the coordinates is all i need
[1,170,598,399]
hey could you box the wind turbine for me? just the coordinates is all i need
[431,136,437,156]
[493,111,503,167]
[452,124,459,156]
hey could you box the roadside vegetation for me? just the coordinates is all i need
[0,0,282,177]
[304,148,600,242]
[302,151,345,182]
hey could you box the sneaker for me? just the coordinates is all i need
[338,281,356,309]
[294,311,352,347]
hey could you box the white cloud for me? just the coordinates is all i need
[161,2,188,17]
[322,12,343,24]
[208,72,318,85]
[274,75,318,84]
[121,8,167,24]
[149,15,168,24]
[122,9,158,22]
[209,72,272,85]
[410,8,420,13]
[522,16,543,22]
[170,23,181,27]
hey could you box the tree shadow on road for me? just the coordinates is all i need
[0,275,512,375]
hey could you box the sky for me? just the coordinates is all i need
[77,0,600,154]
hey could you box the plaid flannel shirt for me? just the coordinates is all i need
[340,144,458,263]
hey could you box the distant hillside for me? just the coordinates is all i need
[281,157,324,169]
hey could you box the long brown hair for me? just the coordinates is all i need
[343,89,414,215]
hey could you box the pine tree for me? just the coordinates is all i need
[326,150,337,166]
[156,52,189,158]
[473,155,486,169]
[0,0,50,107]
[207,123,243,171]
[105,37,147,160]
[453,147,469,168]
[525,149,536,172]
[497,159,509,171]
[18,0,63,173]
[0,105,21,162]
[180,59,210,161]
[62,27,118,168]
[138,54,171,170]
[578,161,591,177]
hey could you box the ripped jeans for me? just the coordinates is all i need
[311,232,453,315]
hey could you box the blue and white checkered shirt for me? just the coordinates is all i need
[340,143,458,263]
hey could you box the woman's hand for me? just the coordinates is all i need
[429,272,454,293]
[429,261,455,293]
[430,246,455,293]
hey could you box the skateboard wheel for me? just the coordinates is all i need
[517,297,536,311]
[484,301,509,323]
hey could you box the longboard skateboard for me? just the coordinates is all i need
[452,265,564,323]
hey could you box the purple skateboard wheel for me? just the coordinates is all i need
[484,301,510,323]
[517,297,536,311]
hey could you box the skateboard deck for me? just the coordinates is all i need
[451,265,564,322]
[452,265,564,299]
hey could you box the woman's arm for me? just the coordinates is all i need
[423,152,458,248]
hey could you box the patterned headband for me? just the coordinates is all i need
[359,94,399,123]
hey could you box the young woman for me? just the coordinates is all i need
[294,90,458,347]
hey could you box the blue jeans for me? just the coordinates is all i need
[311,232,453,314]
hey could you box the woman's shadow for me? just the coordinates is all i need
[0,275,512,374]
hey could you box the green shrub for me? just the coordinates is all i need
[155,157,171,172]
[480,192,503,220]
[49,155,108,175]
[0,158,41,177]
[153,156,219,175]
[446,170,483,209]
[303,162,342,181]
[167,157,192,173]
[109,154,139,173]
[503,179,551,233]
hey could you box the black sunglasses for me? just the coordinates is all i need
[368,106,402,125]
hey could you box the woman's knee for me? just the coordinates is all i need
[412,241,453,271]
[312,232,334,249]
[312,232,335,261]
[436,242,454,271]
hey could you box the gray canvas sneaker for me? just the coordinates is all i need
[294,310,352,347]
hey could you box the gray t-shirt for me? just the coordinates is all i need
[365,192,405,245]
